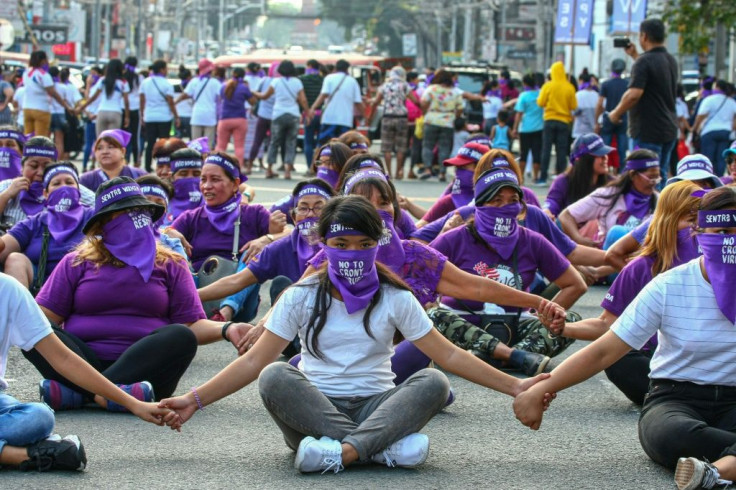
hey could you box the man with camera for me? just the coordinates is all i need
[607,18,678,185]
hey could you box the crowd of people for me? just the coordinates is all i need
[1,16,736,490]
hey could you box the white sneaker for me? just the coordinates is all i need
[674,457,732,490]
[294,436,344,474]
[372,433,429,468]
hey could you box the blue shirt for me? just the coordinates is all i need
[492,125,510,150]
[514,89,544,133]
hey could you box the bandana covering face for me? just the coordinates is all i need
[697,232,736,324]
[204,193,241,233]
[45,186,84,242]
[623,189,651,220]
[324,245,380,314]
[293,217,321,273]
[376,210,406,273]
[0,147,22,180]
[19,181,46,216]
[102,210,157,282]
[316,166,339,188]
[169,178,203,218]
[451,168,475,207]
[474,202,522,260]
[676,227,700,264]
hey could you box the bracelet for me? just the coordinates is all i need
[191,387,204,411]
[221,321,233,341]
[242,190,252,202]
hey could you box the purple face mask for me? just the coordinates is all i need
[293,217,321,274]
[204,193,241,233]
[102,210,157,282]
[45,186,84,242]
[316,166,339,189]
[376,210,406,273]
[697,233,736,324]
[676,227,701,264]
[19,181,46,216]
[474,202,522,260]
[450,168,475,208]
[324,245,380,314]
[169,177,203,218]
[0,147,22,181]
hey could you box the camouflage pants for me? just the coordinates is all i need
[427,307,580,360]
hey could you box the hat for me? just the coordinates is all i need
[611,58,626,74]
[84,177,164,233]
[666,154,723,188]
[198,58,215,76]
[723,140,736,158]
[569,133,614,163]
[444,142,490,167]
[474,168,522,205]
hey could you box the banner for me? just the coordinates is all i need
[554,0,595,45]
[611,0,647,34]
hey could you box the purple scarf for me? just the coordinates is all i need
[102,211,157,282]
[19,181,46,216]
[169,178,203,220]
[45,187,85,242]
[0,148,22,181]
[293,217,321,274]
[376,210,406,273]
[324,245,380,314]
[305,68,320,75]
[676,227,701,264]
[316,166,340,189]
[697,233,736,324]
[204,193,241,233]
[623,189,651,220]
[474,202,522,260]
[450,169,475,208]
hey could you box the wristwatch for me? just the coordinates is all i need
[221,321,233,341]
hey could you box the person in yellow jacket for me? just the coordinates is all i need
[536,61,577,186]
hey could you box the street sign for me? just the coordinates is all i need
[506,49,537,60]
[611,0,648,34]
[402,33,417,57]
[504,26,535,42]
[24,24,68,44]
[554,0,595,45]
[0,19,15,50]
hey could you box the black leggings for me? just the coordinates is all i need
[125,109,141,166]
[604,349,652,405]
[144,120,173,172]
[22,324,197,401]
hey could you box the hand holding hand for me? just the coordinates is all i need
[158,393,198,431]
[513,387,547,430]
[441,211,464,234]
[536,299,566,334]
[226,322,253,351]
[130,401,172,426]
[235,324,265,356]
[164,228,192,257]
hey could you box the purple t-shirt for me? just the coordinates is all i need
[79,167,148,193]
[522,186,541,208]
[601,255,655,317]
[544,174,569,216]
[722,176,734,185]
[309,240,447,305]
[422,195,455,223]
[220,82,254,120]
[172,203,271,270]
[429,225,570,313]
[396,209,417,239]
[247,229,306,283]
[7,208,95,277]
[269,195,295,226]
[36,252,205,360]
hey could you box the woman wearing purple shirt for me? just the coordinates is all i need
[217,68,258,173]
[79,130,146,192]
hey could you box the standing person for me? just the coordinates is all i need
[572,72,598,139]
[79,59,130,136]
[369,66,419,179]
[47,67,75,160]
[81,66,103,172]
[243,63,264,172]
[11,83,24,131]
[499,70,519,101]
[299,59,324,173]
[406,71,422,179]
[490,110,511,151]
[140,60,179,172]
[22,50,73,137]
[481,79,503,135]
[175,67,193,140]
[177,59,221,150]
[123,57,144,168]
[418,69,465,181]
[595,59,629,168]
[512,74,544,183]
[536,61,577,185]
[217,68,257,172]
[310,59,364,144]
[608,18,678,184]
[693,79,736,177]
[247,63,276,172]
[0,73,13,125]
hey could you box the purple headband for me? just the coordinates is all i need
[474,169,519,201]
[325,222,364,239]
[349,142,369,150]
[698,210,736,229]
[343,169,388,194]
[466,135,492,147]
[319,147,332,158]
[491,157,511,168]
[140,184,169,205]
[23,145,58,159]
[457,147,485,162]
[188,137,210,154]
[156,155,171,166]
[43,165,78,188]
[357,159,384,172]
[98,129,132,148]
[204,154,238,179]
[625,158,659,172]
[124,63,136,73]
[95,182,144,212]
[171,158,203,174]
[297,185,332,201]
[0,129,27,145]
[570,138,605,163]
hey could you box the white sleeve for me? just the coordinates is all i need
[264,285,304,341]
[121,80,130,94]
[320,76,332,95]
[392,289,434,341]
[4,276,52,351]
[41,73,54,89]
[185,79,196,97]
[697,97,713,116]
[611,277,664,350]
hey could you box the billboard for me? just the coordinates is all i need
[554,0,595,45]
[611,0,647,34]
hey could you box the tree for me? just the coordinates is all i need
[663,0,736,55]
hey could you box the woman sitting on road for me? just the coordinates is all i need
[79,130,146,192]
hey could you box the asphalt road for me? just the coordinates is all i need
[3,154,674,488]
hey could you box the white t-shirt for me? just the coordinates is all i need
[126,75,144,111]
[185,76,222,126]
[612,259,736,386]
[266,276,433,398]
[572,89,599,137]
[177,92,193,118]
[13,86,25,126]
[320,72,362,127]
[270,77,303,120]
[140,76,175,122]
[256,76,275,119]
[697,93,736,135]
[92,78,130,113]
[482,96,503,120]
[22,68,53,112]
[0,273,52,391]
[51,83,81,115]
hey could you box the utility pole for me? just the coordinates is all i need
[535,0,546,72]
[450,6,457,52]
[93,0,101,61]
[435,10,442,67]
[463,4,473,61]
[219,0,225,55]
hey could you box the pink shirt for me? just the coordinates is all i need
[566,186,651,242]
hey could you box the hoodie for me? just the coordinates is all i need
[537,62,577,123]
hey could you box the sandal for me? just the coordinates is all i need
[265,171,279,179]
[395,169,404,180]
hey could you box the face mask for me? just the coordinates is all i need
[696,233,736,324]
[0,147,22,181]
[451,168,475,208]
[675,227,700,265]
[293,217,321,274]
[324,245,380,314]
[376,210,406,273]
[19,181,46,216]
[168,177,202,219]
[204,193,241,234]
[316,166,339,189]
[102,210,157,282]
[45,186,84,242]
[474,202,521,260]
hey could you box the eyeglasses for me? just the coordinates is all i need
[295,205,324,216]
[637,173,662,185]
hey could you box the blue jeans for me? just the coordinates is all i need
[631,137,676,189]
[82,120,97,171]
[601,124,628,171]
[0,392,55,454]
[303,114,321,169]
[700,130,731,177]
[219,255,261,323]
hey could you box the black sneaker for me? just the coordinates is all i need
[19,435,87,472]
[675,457,732,490]
[520,352,550,377]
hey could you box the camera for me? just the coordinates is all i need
[613,37,632,48]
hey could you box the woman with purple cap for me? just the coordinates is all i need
[514,185,736,490]
[79,130,147,192]
[559,149,660,249]
[0,126,27,182]
[164,148,204,225]
[0,162,94,291]
[543,133,614,220]
[78,59,130,136]
[721,142,736,185]
[159,195,557,474]
[136,175,187,258]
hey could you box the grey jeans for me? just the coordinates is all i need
[191,125,216,150]
[267,113,300,165]
[421,123,454,174]
[258,362,449,460]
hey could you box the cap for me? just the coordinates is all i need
[474,168,522,205]
[569,133,614,163]
[444,142,490,167]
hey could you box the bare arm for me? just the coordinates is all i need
[594,95,605,132]
[609,88,643,124]
[310,93,327,112]
[45,86,71,111]
[548,266,587,309]
[566,244,607,267]
[559,209,598,247]
[0,86,13,111]
[604,232,640,271]
[692,114,707,135]
[198,268,259,303]
[557,309,618,341]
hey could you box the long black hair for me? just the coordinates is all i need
[103,59,124,97]
[123,56,139,90]
[303,196,411,359]
[566,153,609,204]
[596,149,659,216]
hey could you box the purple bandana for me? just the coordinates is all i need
[124,64,136,73]
[579,82,592,90]
[98,129,132,148]
[697,232,736,323]
[676,227,700,263]
[475,202,521,260]
[171,158,203,175]
[140,185,169,206]
[376,210,406,273]
[0,148,22,180]
[305,68,320,75]
[95,182,144,211]
[325,222,364,238]
[474,169,519,203]
[204,193,241,233]
[466,135,492,147]
[43,165,78,188]
[102,210,157,282]
[491,157,511,168]
[19,181,46,216]
[294,217,321,272]
[343,169,388,194]
[170,177,204,218]
[316,166,339,188]
[625,158,659,172]
[324,245,380,314]
[23,145,58,160]
[451,168,475,207]
[188,137,210,154]
[623,189,651,220]
[45,186,85,242]
[204,154,238,180]
[319,147,332,158]
[698,210,736,229]
[297,184,332,201]
[349,142,369,150]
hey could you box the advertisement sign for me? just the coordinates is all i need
[24,25,68,45]
[554,0,595,45]
[611,0,647,34]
